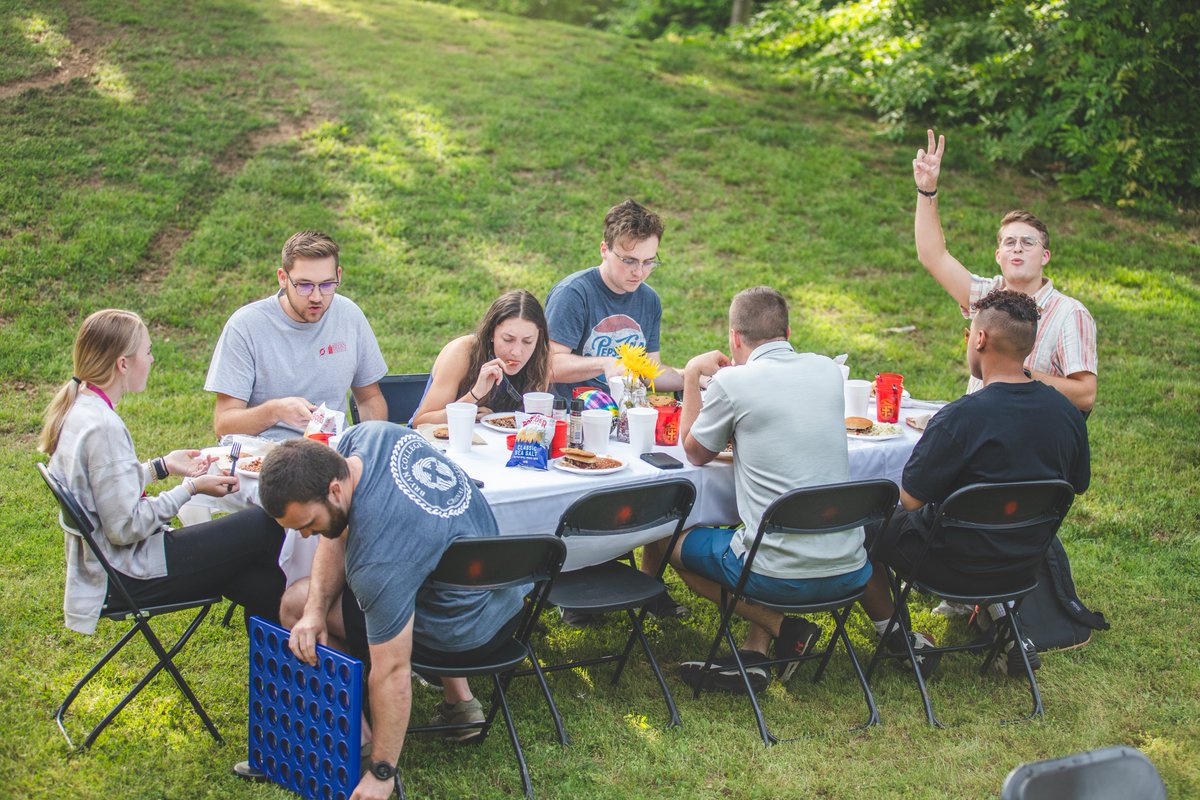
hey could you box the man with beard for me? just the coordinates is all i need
[258,424,526,798]
[205,230,389,440]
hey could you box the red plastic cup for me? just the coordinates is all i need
[306,432,333,445]
[875,373,904,423]
[655,405,681,446]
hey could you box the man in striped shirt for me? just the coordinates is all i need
[911,129,1097,413]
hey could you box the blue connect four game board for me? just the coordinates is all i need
[248,617,363,800]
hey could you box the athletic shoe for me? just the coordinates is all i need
[232,761,268,782]
[643,590,691,620]
[428,697,485,743]
[679,650,771,693]
[773,616,822,683]
[933,600,975,618]
[997,636,1042,677]
[559,607,600,628]
[884,629,942,680]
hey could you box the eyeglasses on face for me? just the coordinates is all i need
[999,235,1042,251]
[287,277,341,297]
[609,247,661,273]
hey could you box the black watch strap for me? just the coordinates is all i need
[369,760,398,781]
[152,456,169,480]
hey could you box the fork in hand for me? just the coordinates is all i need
[228,442,242,475]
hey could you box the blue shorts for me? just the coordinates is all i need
[679,526,872,605]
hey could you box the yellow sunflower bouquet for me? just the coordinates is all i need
[614,342,663,392]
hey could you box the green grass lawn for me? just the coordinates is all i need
[2,1,1198,797]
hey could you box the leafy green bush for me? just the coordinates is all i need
[731,0,1200,208]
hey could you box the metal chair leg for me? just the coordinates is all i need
[492,674,535,799]
[1002,612,1045,724]
[628,611,681,728]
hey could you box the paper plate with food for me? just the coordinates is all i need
[553,448,627,476]
[235,456,264,479]
[480,412,519,433]
[845,417,905,441]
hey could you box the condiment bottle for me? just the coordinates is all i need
[568,398,584,448]
[552,397,568,423]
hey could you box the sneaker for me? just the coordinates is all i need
[884,629,942,680]
[643,590,691,620]
[773,616,822,683]
[559,607,600,628]
[679,650,770,693]
[233,760,268,782]
[997,636,1042,677]
[428,697,485,743]
[933,600,974,618]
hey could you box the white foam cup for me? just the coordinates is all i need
[626,406,658,455]
[445,402,477,454]
[581,409,612,454]
[844,379,871,419]
[523,392,555,416]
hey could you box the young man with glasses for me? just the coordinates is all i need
[912,129,1097,413]
[544,199,685,398]
[544,200,690,624]
[205,230,389,441]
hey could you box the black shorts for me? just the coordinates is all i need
[340,586,522,667]
[866,506,1033,597]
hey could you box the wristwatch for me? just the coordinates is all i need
[368,760,398,782]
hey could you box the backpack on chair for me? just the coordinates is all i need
[1019,536,1110,652]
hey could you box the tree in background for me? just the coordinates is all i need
[731,0,1200,208]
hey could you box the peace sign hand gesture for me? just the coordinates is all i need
[913,128,945,193]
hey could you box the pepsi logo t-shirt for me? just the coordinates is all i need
[544,266,662,397]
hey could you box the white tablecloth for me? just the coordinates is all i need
[180,401,932,579]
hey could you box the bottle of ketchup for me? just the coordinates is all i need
[874,373,904,423]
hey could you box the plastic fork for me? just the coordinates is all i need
[228,442,242,475]
[498,373,524,405]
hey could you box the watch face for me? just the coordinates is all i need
[370,761,396,781]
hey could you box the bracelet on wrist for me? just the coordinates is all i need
[184,477,197,497]
[152,456,169,480]
[917,187,938,198]
[468,388,481,402]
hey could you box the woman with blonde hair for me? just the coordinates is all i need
[412,290,551,425]
[41,309,285,634]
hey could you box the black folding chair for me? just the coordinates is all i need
[865,479,1076,727]
[349,372,430,426]
[531,479,696,734]
[690,479,898,745]
[1001,745,1166,800]
[37,463,223,750]
[402,534,566,800]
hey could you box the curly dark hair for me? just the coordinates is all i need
[973,288,1040,357]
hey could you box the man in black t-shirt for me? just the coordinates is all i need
[859,289,1090,674]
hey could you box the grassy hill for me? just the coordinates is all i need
[1,1,1198,797]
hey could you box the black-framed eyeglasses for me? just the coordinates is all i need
[609,247,661,273]
[287,277,341,297]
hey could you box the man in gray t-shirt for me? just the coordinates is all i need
[204,231,388,441]
[544,200,684,397]
[652,286,869,693]
[259,427,527,798]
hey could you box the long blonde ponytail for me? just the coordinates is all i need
[38,309,145,455]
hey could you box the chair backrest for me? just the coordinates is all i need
[738,479,899,585]
[555,479,697,538]
[937,480,1075,533]
[1000,745,1166,800]
[349,373,430,426]
[38,463,142,614]
[424,535,566,593]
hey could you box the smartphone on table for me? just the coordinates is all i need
[640,452,683,470]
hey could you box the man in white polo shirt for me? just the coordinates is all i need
[645,286,871,693]
[912,129,1097,413]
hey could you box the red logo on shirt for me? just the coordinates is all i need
[319,342,348,356]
